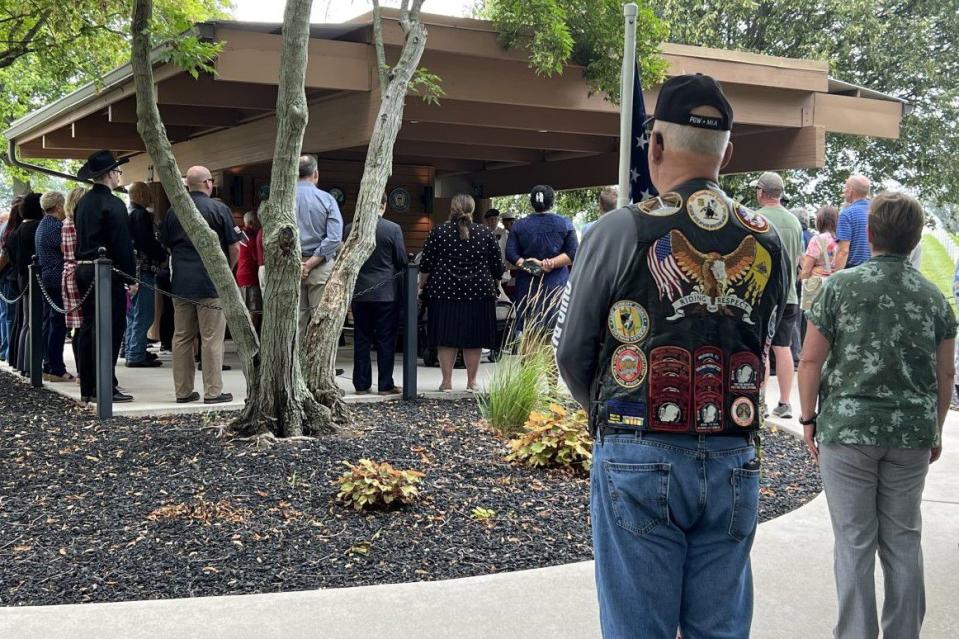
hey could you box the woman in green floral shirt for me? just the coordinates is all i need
[798,191,956,639]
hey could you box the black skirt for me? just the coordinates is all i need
[427,298,496,349]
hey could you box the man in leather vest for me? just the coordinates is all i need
[555,74,789,638]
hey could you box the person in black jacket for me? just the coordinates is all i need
[7,193,43,374]
[74,150,137,403]
[0,197,24,365]
[347,195,407,395]
[124,181,166,368]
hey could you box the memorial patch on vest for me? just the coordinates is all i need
[637,192,683,217]
[607,400,646,427]
[608,300,650,344]
[650,230,772,324]
[649,346,691,431]
[611,345,648,389]
[694,347,724,433]
[687,189,729,231]
[734,202,770,233]
[729,352,761,394]
[731,397,756,427]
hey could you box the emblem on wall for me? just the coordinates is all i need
[329,186,346,206]
[637,192,683,217]
[608,301,650,344]
[687,189,729,230]
[611,344,648,389]
[389,187,411,213]
[648,230,772,324]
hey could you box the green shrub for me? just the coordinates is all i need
[335,459,424,511]
[506,404,592,472]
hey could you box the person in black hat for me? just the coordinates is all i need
[74,150,137,403]
[554,74,790,637]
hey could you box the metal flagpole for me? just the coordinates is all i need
[617,3,639,208]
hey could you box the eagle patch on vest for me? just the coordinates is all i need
[648,230,771,324]
[687,189,729,231]
[608,300,650,344]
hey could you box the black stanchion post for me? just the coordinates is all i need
[403,262,419,401]
[94,248,113,419]
[28,257,42,388]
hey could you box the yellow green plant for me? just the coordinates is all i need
[335,459,424,511]
[506,404,593,472]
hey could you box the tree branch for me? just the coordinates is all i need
[371,0,389,89]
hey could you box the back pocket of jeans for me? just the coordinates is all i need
[728,467,761,542]
[603,461,670,536]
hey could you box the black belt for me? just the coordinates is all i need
[599,426,754,442]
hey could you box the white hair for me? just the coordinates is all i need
[243,211,254,225]
[655,121,730,158]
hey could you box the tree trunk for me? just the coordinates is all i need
[234,0,333,437]
[304,2,429,420]
[130,0,260,398]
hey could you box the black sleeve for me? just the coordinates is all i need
[554,209,640,409]
[420,228,437,274]
[217,204,243,247]
[486,230,505,280]
[392,224,408,271]
[111,203,136,277]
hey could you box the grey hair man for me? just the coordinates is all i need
[295,154,343,338]
[834,174,872,270]
[554,75,789,637]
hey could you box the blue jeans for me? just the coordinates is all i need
[124,272,155,363]
[591,432,760,639]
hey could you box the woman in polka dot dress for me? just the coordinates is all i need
[419,194,504,392]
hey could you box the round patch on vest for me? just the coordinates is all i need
[637,192,683,217]
[687,189,729,231]
[731,397,756,427]
[611,344,648,389]
[734,202,770,233]
[608,300,650,344]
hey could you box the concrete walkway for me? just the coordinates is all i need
[3,382,958,638]
[0,346,493,416]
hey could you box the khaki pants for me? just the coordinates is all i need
[299,257,334,339]
[172,298,226,400]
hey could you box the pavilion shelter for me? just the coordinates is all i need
[5,9,908,252]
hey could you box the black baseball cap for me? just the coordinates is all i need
[647,74,734,132]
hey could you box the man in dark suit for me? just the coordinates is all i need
[348,195,407,395]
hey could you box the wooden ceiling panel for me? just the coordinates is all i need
[398,121,615,154]
[156,74,279,110]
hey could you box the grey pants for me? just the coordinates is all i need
[819,443,930,639]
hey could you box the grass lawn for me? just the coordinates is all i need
[921,234,957,313]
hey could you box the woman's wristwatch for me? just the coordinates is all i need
[798,413,818,426]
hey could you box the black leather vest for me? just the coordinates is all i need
[589,179,788,436]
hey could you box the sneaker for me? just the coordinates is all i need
[771,402,793,419]
[204,393,233,405]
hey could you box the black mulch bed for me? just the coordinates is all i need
[0,371,821,606]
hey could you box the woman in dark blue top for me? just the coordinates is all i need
[505,185,578,333]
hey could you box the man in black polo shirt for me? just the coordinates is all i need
[159,165,241,405]
[74,150,137,403]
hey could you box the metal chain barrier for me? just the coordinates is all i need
[114,267,406,314]
[34,272,95,316]
[0,285,25,305]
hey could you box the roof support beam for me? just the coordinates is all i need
[109,101,245,128]
[391,140,543,163]
[398,121,615,153]
[724,126,825,173]
[156,74,279,110]
[403,99,619,136]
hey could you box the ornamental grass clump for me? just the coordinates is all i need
[335,459,425,511]
[506,404,593,472]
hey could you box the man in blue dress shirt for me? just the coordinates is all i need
[834,174,872,270]
[296,155,343,338]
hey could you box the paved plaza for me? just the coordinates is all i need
[1,378,957,638]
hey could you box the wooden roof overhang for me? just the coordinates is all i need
[5,10,907,197]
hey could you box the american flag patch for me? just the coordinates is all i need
[648,234,688,300]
